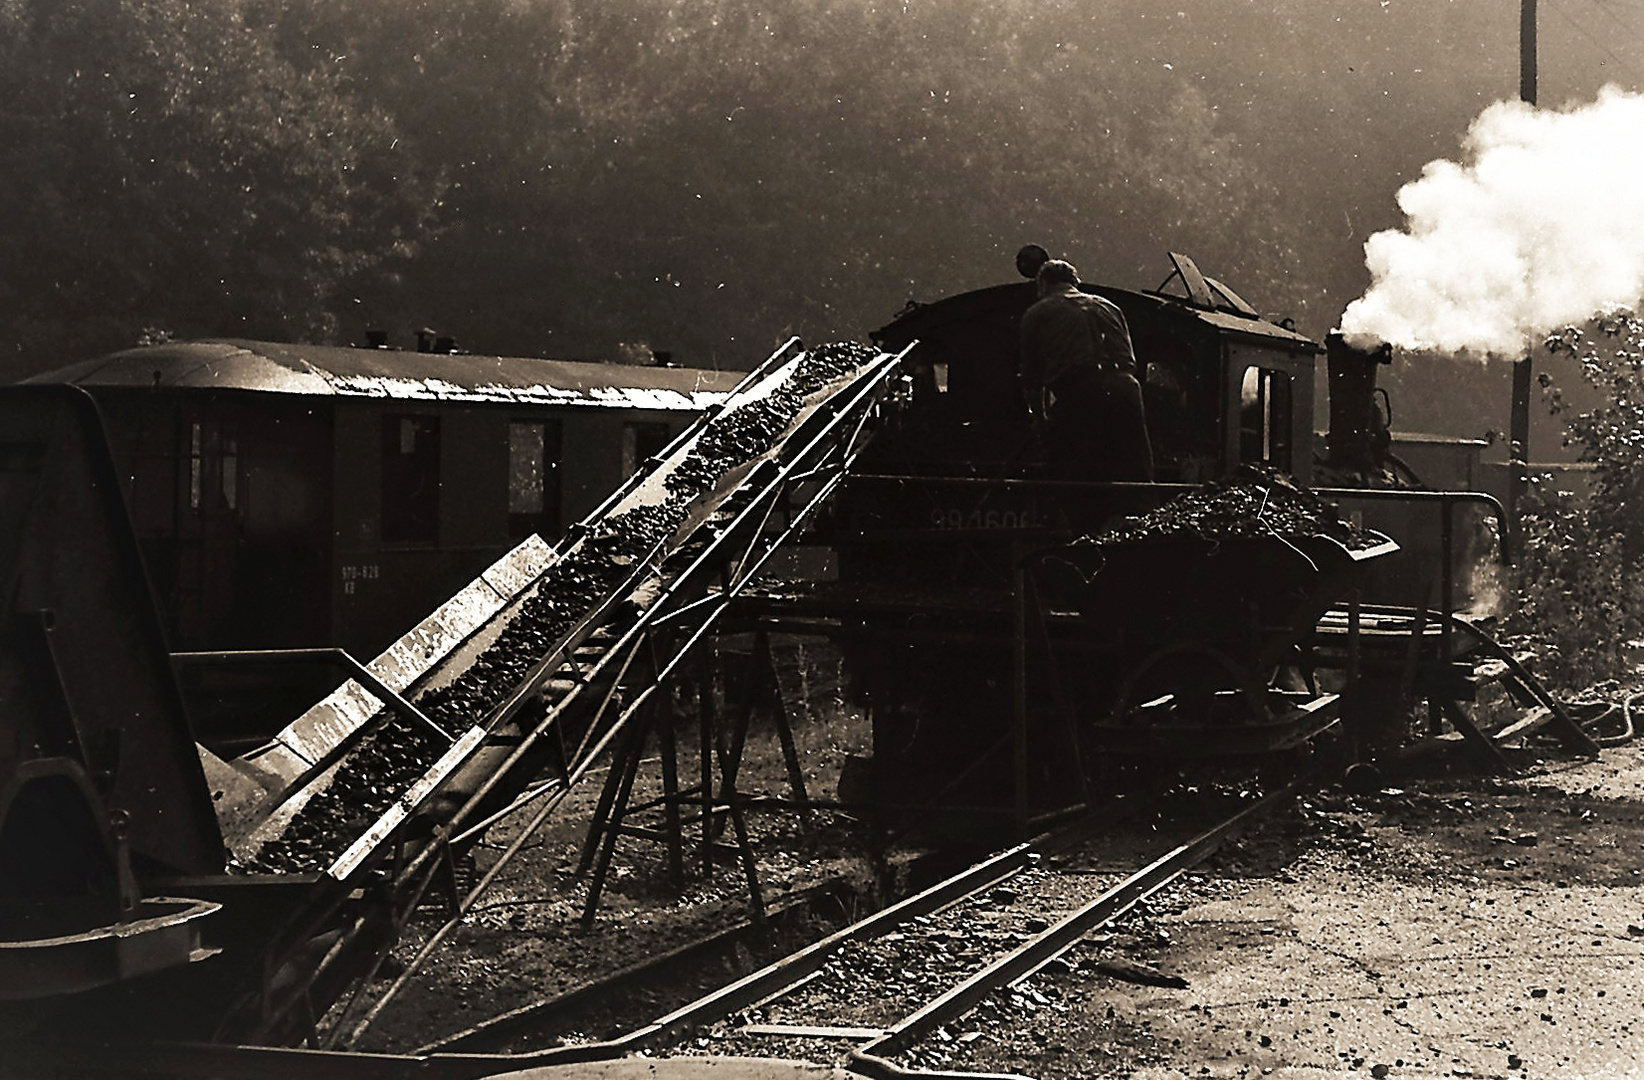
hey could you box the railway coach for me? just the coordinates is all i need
[25,339,739,741]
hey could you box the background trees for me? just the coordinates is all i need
[0,0,436,374]
[1511,312,1644,683]
[0,0,1622,385]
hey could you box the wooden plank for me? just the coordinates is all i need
[1434,698,1516,775]
[740,1024,886,1040]
[1167,251,1216,308]
[1493,707,1554,744]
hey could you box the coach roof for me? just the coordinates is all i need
[27,339,741,411]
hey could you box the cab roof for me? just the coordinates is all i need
[873,280,1320,355]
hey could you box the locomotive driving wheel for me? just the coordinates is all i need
[1089,640,1335,752]
[1107,642,1274,732]
[1086,641,1329,791]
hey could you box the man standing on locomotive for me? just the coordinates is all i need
[1018,259,1154,482]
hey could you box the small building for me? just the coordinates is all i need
[26,340,739,737]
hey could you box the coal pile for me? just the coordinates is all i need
[1090,466,1379,549]
[240,343,877,874]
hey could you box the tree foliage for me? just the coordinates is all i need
[1510,311,1644,684]
[254,0,1321,365]
[4,0,1505,375]
[0,0,436,375]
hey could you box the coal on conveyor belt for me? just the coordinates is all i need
[240,343,877,875]
[242,716,445,872]
[1090,465,1380,549]
[665,341,876,498]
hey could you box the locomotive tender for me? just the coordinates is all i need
[802,251,1518,826]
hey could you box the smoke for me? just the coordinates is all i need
[1339,86,1644,354]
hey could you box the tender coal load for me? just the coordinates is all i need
[242,342,876,874]
[1090,466,1379,550]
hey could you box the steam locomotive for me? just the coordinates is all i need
[804,251,1512,828]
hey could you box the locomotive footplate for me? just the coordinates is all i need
[1090,689,1341,756]
[1311,604,1600,763]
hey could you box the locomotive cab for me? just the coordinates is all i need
[867,252,1321,489]
[828,256,1362,838]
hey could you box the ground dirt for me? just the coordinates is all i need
[340,637,1644,1080]
[898,750,1644,1080]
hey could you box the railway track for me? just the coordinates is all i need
[635,778,1302,1076]
[5,772,1306,1080]
[423,771,1302,1078]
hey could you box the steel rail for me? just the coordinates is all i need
[503,769,1281,1070]
[504,843,1040,1067]
[849,777,1304,1071]
[387,777,1292,1075]
[18,760,1294,1078]
[416,877,857,1054]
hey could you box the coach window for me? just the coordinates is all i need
[508,419,563,540]
[622,421,672,478]
[188,420,239,515]
[1238,367,1294,473]
[382,414,441,543]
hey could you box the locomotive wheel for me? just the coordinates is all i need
[1105,642,1272,729]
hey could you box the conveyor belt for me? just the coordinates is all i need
[210,338,913,1041]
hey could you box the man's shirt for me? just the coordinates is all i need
[1019,287,1137,391]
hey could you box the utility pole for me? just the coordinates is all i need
[1508,0,1536,551]
[1521,0,1538,106]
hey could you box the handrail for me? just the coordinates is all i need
[1314,486,1510,564]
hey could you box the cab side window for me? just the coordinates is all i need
[1238,368,1294,472]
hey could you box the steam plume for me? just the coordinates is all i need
[1339,87,1644,354]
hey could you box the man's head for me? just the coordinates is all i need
[1036,259,1079,297]
[1015,244,1051,280]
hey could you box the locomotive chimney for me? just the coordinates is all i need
[1325,331,1393,474]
